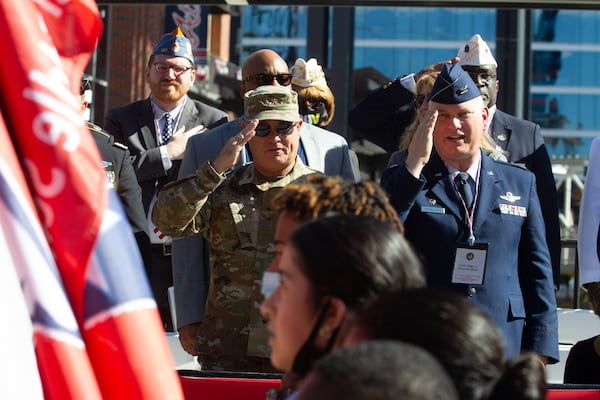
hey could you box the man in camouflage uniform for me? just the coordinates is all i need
[152,86,319,372]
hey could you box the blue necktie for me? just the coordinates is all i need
[161,113,173,145]
[455,172,473,210]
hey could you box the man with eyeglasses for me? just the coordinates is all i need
[459,34,561,290]
[169,48,360,359]
[103,28,228,331]
[152,85,320,372]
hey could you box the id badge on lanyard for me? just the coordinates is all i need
[452,242,488,285]
[451,163,487,285]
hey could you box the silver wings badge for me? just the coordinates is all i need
[500,192,521,202]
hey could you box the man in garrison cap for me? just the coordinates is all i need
[458,34,561,290]
[381,63,559,366]
[152,86,320,372]
[104,27,228,331]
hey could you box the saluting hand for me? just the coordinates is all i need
[405,110,437,179]
[212,119,258,174]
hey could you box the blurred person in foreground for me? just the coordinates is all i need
[295,341,458,400]
[343,288,548,400]
[261,214,424,398]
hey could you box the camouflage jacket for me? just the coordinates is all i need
[153,159,320,358]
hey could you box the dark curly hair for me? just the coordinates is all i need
[271,175,404,234]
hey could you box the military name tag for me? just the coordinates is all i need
[420,205,445,214]
[452,242,488,285]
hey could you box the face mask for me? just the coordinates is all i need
[299,102,328,127]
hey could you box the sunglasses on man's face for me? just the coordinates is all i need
[254,121,296,137]
[243,73,293,86]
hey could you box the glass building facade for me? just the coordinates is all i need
[240,6,600,160]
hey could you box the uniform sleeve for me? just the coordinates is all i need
[348,78,416,153]
[517,173,559,362]
[171,135,212,327]
[151,161,225,237]
[380,163,425,221]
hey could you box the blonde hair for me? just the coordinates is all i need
[293,84,335,127]
[398,72,438,153]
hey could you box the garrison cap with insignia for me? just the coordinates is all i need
[430,63,480,104]
[151,27,194,65]
[244,86,299,122]
[458,34,498,67]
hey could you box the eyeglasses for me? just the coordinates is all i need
[153,62,193,76]
[243,73,293,86]
[415,93,430,108]
[467,72,496,84]
[254,121,297,137]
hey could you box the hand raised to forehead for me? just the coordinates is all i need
[211,119,258,174]
[405,110,438,179]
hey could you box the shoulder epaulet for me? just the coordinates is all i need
[113,141,129,151]
[87,122,111,139]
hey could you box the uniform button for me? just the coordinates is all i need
[467,287,477,297]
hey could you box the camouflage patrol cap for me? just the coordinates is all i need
[244,86,299,122]
[151,27,194,65]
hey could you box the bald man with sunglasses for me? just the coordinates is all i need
[153,86,321,372]
[169,49,360,359]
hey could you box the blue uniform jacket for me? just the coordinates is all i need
[381,150,559,362]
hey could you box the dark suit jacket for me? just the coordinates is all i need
[172,117,361,329]
[381,151,559,362]
[89,121,151,269]
[103,97,228,213]
[490,109,561,287]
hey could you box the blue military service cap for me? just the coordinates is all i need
[151,27,194,65]
[429,63,480,104]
